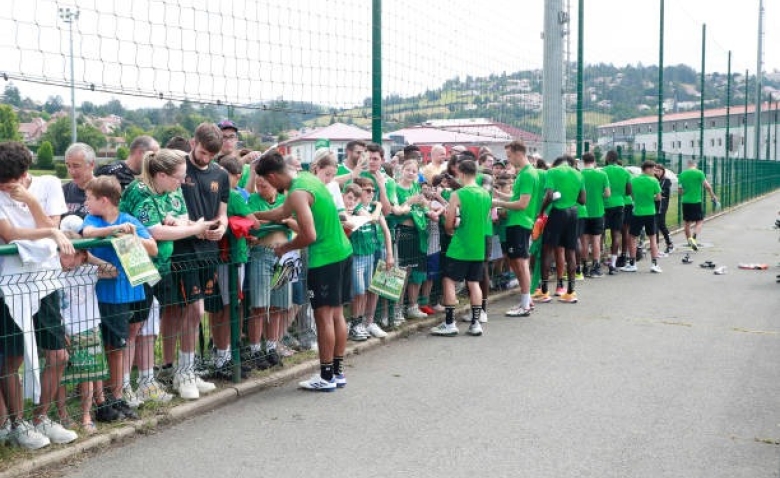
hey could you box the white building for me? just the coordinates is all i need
[597,102,780,159]
[278,123,393,163]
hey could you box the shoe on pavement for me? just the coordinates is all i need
[299,374,336,392]
[33,416,78,444]
[558,292,578,303]
[0,418,11,444]
[95,401,121,422]
[505,306,531,317]
[688,237,698,251]
[334,373,347,388]
[109,397,138,420]
[432,304,446,313]
[467,322,483,336]
[620,264,638,272]
[10,420,50,450]
[574,271,585,281]
[405,306,428,320]
[155,365,176,387]
[681,253,693,264]
[213,359,250,381]
[136,378,173,403]
[173,371,200,400]
[714,266,728,275]
[349,323,369,341]
[366,322,388,338]
[608,265,618,275]
[430,322,459,337]
[591,266,604,278]
[121,385,144,409]
[418,305,436,315]
[616,256,626,268]
[665,244,675,254]
[554,286,566,297]
[650,263,663,273]
[532,289,552,303]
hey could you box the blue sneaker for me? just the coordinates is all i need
[298,374,336,392]
[334,373,347,388]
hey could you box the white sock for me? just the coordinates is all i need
[249,343,263,354]
[521,293,531,309]
[215,349,230,368]
[123,373,131,389]
[138,368,154,383]
[178,351,195,372]
[610,254,617,267]
[266,341,277,351]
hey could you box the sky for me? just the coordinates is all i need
[0,0,777,111]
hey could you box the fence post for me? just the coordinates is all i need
[676,154,683,227]
[229,260,241,383]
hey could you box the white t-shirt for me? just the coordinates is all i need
[60,265,101,336]
[326,181,345,212]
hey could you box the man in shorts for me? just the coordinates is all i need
[254,153,353,392]
[678,159,718,251]
[170,123,228,400]
[431,159,492,337]
[492,140,539,317]
[579,152,611,278]
[602,150,632,274]
[536,156,585,304]
[622,161,663,273]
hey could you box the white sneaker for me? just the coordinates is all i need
[620,264,638,272]
[480,310,488,323]
[467,322,483,336]
[432,304,446,313]
[11,420,50,450]
[194,375,216,394]
[353,322,370,338]
[405,306,427,320]
[505,306,531,317]
[460,310,488,323]
[430,322,459,337]
[33,416,78,444]
[0,418,11,444]
[173,371,200,400]
[137,378,174,403]
[298,374,336,392]
[122,385,144,409]
[650,263,663,273]
[366,323,388,338]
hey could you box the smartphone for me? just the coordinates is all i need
[209,223,220,230]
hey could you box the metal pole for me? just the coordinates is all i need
[725,51,731,162]
[371,0,382,145]
[754,0,765,161]
[766,93,772,160]
[744,69,749,160]
[699,24,705,160]
[657,0,664,164]
[575,0,584,159]
[774,99,778,160]
[542,0,567,161]
[59,7,79,144]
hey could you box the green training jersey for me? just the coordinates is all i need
[581,168,610,218]
[630,174,662,217]
[238,163,251,189]
[507,164,539,229]
[349,203,379,256]
[535,169,548,215]
[289,172,352,269]
[678,168,706,204]
[544,164,584,210]
[447,184,492,262]
[119,179,188,274]
[247,192,288,241]
[602,164,631,208]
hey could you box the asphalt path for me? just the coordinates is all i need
[62,191,780,478]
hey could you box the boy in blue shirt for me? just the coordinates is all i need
[81,176,157,420]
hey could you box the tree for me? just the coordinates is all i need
[80,101,97,115]
[43,95,64,114]
[76,124,107,152]
[37,141,54,169]
[3,84,21,107]
[123,125,149,145]
[151,124,190,148]
[116,146,129,161]
[0,105,21,141]
[40,117,71,154]
[101,99,125,117]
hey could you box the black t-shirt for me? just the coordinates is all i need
[62,181,88,218]
[94,161,138,190]
[174,157,229,256]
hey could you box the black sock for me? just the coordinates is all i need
[481,299,487,313]
[445,306,455,325]
[471,306,481,325]
[320,362,334,381]
[630,258,636,266]
[557,278,564,288]
[693,233,697,240]
[541,281,548,294]
[567,280,575,294]
[652,258,657,265]
[333,357,344,376]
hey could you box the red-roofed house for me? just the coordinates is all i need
[279,123,393,163]
[18,118,47,144]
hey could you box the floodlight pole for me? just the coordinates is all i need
[59,7,79,144]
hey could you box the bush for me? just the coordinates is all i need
[116,146,129,162]
[37,141,54,170]
[54,163,68,179]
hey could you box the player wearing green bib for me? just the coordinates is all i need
[254,152,352,392]
[537,156,585,304]
[492,141,538,317]
[601,150,632,274]
[579,152,611,278]
[678,159,718,250]
[623,161,663,273]
[431,160,492,337]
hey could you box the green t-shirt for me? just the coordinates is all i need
[237,163,251,189]
[544,164,584,210]
[247,192,289,241]
[447,184,492,262]
[631,174,662,217]
[389,181,421,228]
[535,169,548,215]
[337,163,352,176]
[290,172,352,269]
[507,164,539,229]
[349,203,379,256]
[119,179,188,274]
[581,168,610,219]
[678,168,706,204]
[226,189,253,263]
[602,164,631,208]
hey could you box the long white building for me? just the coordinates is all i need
[597,102,780,160]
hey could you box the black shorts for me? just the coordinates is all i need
[145,274,177,309]
[395,225,426,272]
[604,206,624,231]
[484,236,492,263]
[97,300,147,349]
[582,217,605,236]
[630,214,657,237]
[682,202,703,222]
[577,218,586,238]
[307,256,352,310]
[542,206,579,250]
[622,204,634,226]
[505,225,531,259]
[172,258,222,313]
[0,291,67,356]
[444,259,484,283]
